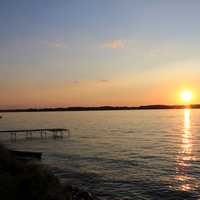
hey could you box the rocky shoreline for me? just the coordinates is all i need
[0,144,100,200]
[69,186,100,200]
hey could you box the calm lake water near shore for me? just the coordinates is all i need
[0,109,200,200]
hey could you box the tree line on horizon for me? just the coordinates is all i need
[0,104,199,112]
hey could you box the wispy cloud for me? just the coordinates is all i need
[98,79,110,83]
[102,40,125,49]
[72,80,80,84]
[41,40,67,49]
[66,80,81,84]
[66,80,110,85]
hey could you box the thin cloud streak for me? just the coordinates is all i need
[98,80,110,83]
[102,40,125,49]
[66,80,110,84]
[41,40,68,49]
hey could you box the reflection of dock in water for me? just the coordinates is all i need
[0,128,70,141]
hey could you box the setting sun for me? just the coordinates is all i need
[181,91,192,103]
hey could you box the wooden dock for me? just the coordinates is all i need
[9,150,42,161]
[0,128,70,141]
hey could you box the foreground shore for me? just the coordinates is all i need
[0,144,99,200]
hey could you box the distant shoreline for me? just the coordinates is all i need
[0,104,199,113]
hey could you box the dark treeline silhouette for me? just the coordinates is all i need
[0,104,199,112]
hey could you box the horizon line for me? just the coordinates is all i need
[0,104,199,112]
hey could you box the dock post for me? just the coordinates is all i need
[40,130,43,139]
[44,131,47,138]
[10,132,16,141]
[52,131,55,139]
[26,131,32,139]
[14,132,16,141]
[26,131,29,139]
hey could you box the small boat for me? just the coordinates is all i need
[9,150,42,161]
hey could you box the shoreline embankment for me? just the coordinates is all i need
[0,143,100,200]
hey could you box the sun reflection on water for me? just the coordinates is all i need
[182,109,192,157]
[175,109,196,192]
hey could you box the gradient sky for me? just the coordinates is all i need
[1,0,200,108]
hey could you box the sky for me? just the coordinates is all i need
[1,0,200,108]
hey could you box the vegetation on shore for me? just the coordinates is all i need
[0,144,98,200]
[0,104,196,113]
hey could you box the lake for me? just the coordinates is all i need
[0,109,200,199]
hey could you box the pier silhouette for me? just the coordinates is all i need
[0,128,70,141]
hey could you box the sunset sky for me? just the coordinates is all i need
[1,0,200,108]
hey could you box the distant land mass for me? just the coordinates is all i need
[0,104,200,112]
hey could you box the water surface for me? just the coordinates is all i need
[0,109,200,199]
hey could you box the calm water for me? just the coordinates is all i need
[1,109,200,199]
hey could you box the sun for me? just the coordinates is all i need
[181,90,192,103]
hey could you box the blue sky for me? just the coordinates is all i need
[1,1,200,108]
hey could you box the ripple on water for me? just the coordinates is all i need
[1,110,200,199]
